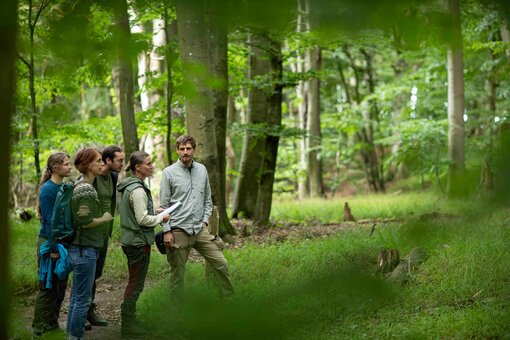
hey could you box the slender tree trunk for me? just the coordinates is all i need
[0,0,18,336]
[226,98,236,206]
[165,15,178,164]
[231,32,271,218]
[445,0,465,197]
[208,0,233,234]
[479,50,498,197]
[361,48,385,192]
[254,39,283,226]
[113,0,139,156]
[130,9,149,112]
[225,95,236,205]
[297,0,309,199]
[306,46,324,197]
[26,0,48,179]
[150,17,166,165]
[389,53,407,180]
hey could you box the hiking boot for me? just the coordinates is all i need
[121,319,147,337]
[87,303,108,326]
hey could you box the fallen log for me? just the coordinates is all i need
[387,247,428,284]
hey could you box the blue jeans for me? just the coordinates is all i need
[66,246,98,338]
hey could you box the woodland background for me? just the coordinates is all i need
[2,0,510,338]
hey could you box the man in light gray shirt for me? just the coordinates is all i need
[159,135,234,298]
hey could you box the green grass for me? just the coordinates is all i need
[8,192,510,338]
[135,194,510,339]
[270,191,473,224]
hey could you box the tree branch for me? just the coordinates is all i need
[17,52,31,70]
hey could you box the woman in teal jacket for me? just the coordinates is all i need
[32,152,72,337]
[117,151,169,336]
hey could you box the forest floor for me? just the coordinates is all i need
[15,218,366,340]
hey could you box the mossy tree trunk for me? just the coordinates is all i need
[0,0,18,336]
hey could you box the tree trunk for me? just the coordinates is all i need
[445,0,465,197]
[150,17,166,165]
[130,8,149,112]
[231,32,271,218]
[113,0,139,156]
[27,0,47,179]
[297,0,309,199]
[225,95,236,205]
[0,0,17,336]
[254,38,283,226]
[361,48,385,193]
[479,50,498,197]
[306,46,324,197]
[165,14,178,164]
[207,0,233,235]
[174,0,234,234]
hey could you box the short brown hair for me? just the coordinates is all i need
[175,135,196,150]
[74,147,101,174]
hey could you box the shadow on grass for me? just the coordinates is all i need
[141,266,396,339]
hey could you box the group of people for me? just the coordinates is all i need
[32,135,234,339]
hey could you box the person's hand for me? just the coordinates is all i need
[77,205,90,218]
[155,207,165,214]
[50,252,60,259]
[102,212,113,222]
[161,213,170,223]
[163,231,173,247]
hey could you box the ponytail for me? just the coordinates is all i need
[36,152,70,220]
[126,151,149,174]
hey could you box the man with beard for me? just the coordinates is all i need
[159,135,234,300]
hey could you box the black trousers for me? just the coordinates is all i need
[32,238,68,335]
[91,237,109,304]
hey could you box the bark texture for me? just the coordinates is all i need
[0,0,17,336]
[231,33,271,218]
[208,1,233,234]
[306,46,324,197]
[445,0,465,197]
[254,38,283,226]
[175,0,234,234]
[113,0,139,156]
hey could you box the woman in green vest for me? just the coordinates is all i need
[117,151,169,336]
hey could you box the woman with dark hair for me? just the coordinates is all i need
[117,151,169,336]
[32,152,72,337]
[66,147,113,339]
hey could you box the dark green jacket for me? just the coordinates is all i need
[71,180,108,249]
[117,176,156,246]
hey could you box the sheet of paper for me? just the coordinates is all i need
[157,201,182,218]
